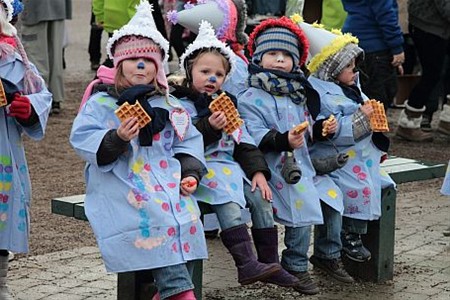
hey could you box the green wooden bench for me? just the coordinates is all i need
[51,157,447,298]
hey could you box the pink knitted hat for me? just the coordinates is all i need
[112,35,168,89]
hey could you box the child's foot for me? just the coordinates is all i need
[341,233,371,262]
[287,271,319,295]
[309,255,354,283]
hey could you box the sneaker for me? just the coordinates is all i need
[50,102,61,115]
[420,114,432,132]
[288,271,319,295]
[341,233,371,262]
[309,255,354,283]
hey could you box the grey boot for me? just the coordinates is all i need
[311,153,349,175]
[0,255,14,300]
[396,101,433,142]
[437,104,450,136]
[281,152,301,184]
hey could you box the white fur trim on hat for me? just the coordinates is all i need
[1,0,13,22]
[179,20,236,78]
[107,0,169,64]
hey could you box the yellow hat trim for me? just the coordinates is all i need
[307,33,359,73]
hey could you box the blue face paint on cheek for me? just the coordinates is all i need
[137,62,145,69]
[208,76,217,83]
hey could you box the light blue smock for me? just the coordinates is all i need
[441,161,450,196]
[308,76,395,221]
[70,92,208,273]
[0,51,52,253]
[180,97,254,208]
[239,87,343,227]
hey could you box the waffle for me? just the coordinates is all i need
[208,92,243,134]
[114,101,152,128]
[293,120,309,134]
[367,100,389,132]
[322,115,335,136]
[0,80,7,107]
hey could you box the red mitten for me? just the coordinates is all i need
[9,93,32,120]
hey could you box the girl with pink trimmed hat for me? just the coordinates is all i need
[71,2,208,299]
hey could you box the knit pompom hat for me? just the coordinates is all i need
[296,19,363,80]
[179,20,236,80]
[0,0,43,94]
[106,0,169,66]
[167,0,248,46]
[248,16,309,68]
[107,0,169,88]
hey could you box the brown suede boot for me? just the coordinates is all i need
[396,101,433,142]
[437,104,450,136]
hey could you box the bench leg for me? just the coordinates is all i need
[343,186,397,282]
[117,270,157,300]
[117,261,203,300]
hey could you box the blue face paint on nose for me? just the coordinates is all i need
[137,62,145,69]
[208,76,217,83]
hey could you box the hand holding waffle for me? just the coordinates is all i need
[322,115,337,136]
[360,101,374,118]
[208,92,243,135]
[289,121,308,149]
[209,111,227,131]
[116,116,140,141]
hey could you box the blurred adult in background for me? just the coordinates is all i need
[395,0,450,141]
[21,0,72,115]
[341,0,404,112]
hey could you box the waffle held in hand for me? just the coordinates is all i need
[115,101,152,128]
[208,92,244,135]
[367,100,389,132]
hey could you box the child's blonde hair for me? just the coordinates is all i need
[184,48,231,87]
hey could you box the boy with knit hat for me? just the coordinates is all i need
[71,2,207,299]
[300,21,395,265]
[238,17,350,294]
[0,1,52,299]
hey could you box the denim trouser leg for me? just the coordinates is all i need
[342,216,368,234]
[313,202,342,260]
[280,226,311,273]
[211,202,244,231]
[152,263,194,299]
[243,182,275,229]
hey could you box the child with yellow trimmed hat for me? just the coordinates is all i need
[300,21,396,265]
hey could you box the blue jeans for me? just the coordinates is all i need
[314,202,342,260]
[280,226,311,273]
[210,202,244,230]
[342,216,368,234]
[244,182,275,229]
[152,261,195,299]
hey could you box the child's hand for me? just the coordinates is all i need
[209,111,227,130]
[360,102,374,118]
[180,176,198,196]
[117,117,140,141]
[251,171,273,202]
[326,117,338,134]
[288,128,305,149]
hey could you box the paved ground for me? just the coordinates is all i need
[8,179,450,299]
[7,0,450,299]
